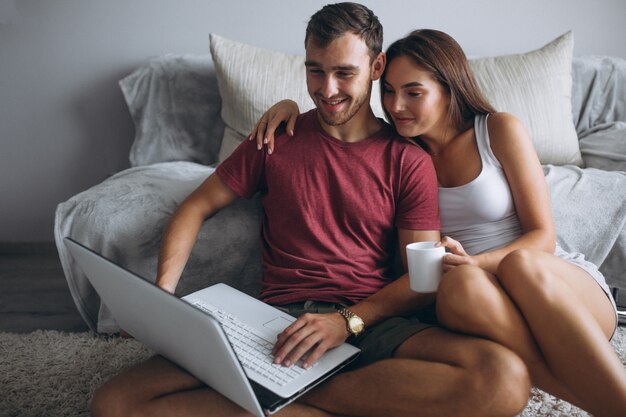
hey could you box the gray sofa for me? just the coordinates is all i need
[55,38,626,335]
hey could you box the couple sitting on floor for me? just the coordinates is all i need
[91,2,625,417]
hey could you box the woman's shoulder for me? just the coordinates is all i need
[485,112,535,162]
[487,112,531,145]
[487,112,524,132]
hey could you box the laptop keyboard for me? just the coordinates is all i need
[191,301,312,386]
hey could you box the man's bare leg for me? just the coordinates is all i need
[302,328,530,417]
[91,355,342,417]
[92,328,529,417]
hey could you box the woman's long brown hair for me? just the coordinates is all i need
[381,29,496,137]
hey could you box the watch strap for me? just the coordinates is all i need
[337,307,364,336]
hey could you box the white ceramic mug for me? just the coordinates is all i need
[406,241,445,293]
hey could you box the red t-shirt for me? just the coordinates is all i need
[216,110,439,305]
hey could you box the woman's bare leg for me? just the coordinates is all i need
[437,263,579,403]
[436,249,626,417]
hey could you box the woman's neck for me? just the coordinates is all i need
[420,119,473,157]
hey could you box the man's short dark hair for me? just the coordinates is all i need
[305,2,383,61]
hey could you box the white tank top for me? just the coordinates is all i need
[438,115,615,312]
[439,114,523,255]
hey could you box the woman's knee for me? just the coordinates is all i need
[497,249,560,302]
[436,265,496,329]
[438,265,486,304]
[498,249,540,278]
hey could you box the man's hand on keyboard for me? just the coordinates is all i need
[272,312,349,369]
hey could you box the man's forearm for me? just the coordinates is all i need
[155,204,206,293]
[349,273,435,327]
[155,173,239,293]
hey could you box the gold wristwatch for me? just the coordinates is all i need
[337,307,365,337]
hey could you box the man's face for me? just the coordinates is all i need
[305,33,377,127]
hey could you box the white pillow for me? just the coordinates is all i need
[469,32,582,166]
[209,33,384,162]
[210,32,581,166]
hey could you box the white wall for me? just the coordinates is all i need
[1,0,625,242]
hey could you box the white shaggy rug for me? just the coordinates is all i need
[1,328,625,417]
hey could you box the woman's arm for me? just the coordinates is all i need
[248,99,300,154]
[475,112,556,273]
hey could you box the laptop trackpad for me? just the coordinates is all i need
[263,317,293,333]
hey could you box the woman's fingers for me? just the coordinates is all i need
[264,113,285,154]
[255,117,269,150]
[438,236,468,256]
[249,100,300,154]
[286,113,297,137]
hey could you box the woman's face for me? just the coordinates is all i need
[382,55,450,139]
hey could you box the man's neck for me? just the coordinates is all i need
[317,107,383,143]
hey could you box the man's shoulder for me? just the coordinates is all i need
[274,109,317,144]
[381,132,435,178]
[383,130,429,159]
[296,108,318,130]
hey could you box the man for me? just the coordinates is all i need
[91,3,530,417]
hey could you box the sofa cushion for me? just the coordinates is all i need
[211,32,582,166]
[469,32,582,166]
[120,54,225,167]
[209,33,384,162]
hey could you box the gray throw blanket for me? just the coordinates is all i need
[573,55,626,171]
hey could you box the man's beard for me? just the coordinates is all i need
[317,93,368,126]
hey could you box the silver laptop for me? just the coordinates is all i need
[64,237,360,416]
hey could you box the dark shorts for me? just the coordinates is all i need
[273,300,438,369]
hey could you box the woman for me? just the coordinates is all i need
[250,29,626,416]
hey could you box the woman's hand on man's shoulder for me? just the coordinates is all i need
[248,100,301,155]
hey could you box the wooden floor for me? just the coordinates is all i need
[0,242,88,333]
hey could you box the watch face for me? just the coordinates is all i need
[348,316,364,333]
